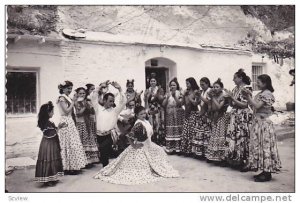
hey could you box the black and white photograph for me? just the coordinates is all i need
[3,2,296,199]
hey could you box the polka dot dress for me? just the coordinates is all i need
[58,115,88,170]
[94,120,179,185]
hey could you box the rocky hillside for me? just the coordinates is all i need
[57,6,252,47]
[7,5,294,56]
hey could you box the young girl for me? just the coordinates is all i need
[180,77,200,155]
[224,69,253,171]
[74,87,99,167]
[206,79,229,165]
[94,106,179,185]
[125,79,142,107]
[57,81,88,175]
[192,77,212,158]
[35,101,65,186]
[243,74,281,182]
[162,78,184,153]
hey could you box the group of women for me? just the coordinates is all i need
[141,69,281,182]
[35,81,104,186]
[34,68,281,187]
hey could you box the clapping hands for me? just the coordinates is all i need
[137,90,143,96]
[99,80,110,88]
[207,89,216,98]
[111,81,122,90]
[194,90,201,98]
[241,87,251,96]
[72,93,78,102]
[133,140,144,149]
[223,89,233,98]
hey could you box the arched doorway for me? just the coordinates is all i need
[145,57,177,92]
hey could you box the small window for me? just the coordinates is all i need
[6,70,38,115]
[252,65,263,91]
[150,59,158,66]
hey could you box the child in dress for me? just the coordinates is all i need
[35,101,66,186]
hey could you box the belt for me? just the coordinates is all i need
[97,129,112,136]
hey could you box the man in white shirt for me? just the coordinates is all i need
[90,81,126,167]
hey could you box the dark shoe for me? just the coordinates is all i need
[50,181,58,186]
[68,170,80,175]
[253,171,264,179]
[206,159,213,163]
[84,164,94,169]
[44,182,56,187]
[240,166,250,172]
[63,170,70,175]
[218,161,228,167]
[198,156,206,161]
[254,172,272,182]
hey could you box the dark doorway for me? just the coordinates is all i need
[145,67,168,92]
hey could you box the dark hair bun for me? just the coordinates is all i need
[238,68,245,73]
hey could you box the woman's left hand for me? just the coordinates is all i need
[58,122,68,129]
[133,143,144,149]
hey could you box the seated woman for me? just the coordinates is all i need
[94,106,179,185]
[116,100,136,153]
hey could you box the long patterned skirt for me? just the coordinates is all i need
[206,113,230,161]
[192,113,212,157]
[148,108,165,146]
[94,139,179,185]
[35,136,64,182]
[248,116,281,172]
[180,111,199,154]
[58,116,88,170]
[165,108,185,153]
[76,121,99,164]
[225,108,252,167]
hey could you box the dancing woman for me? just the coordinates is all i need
[94,106,179,185]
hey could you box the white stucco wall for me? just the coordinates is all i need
[7,38,292,114]
[61,40,252,97]
[6,38,64,109]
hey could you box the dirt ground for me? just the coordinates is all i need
[5,138,294,193]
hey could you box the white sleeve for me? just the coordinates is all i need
[90,87,100,111]
[115,92,126,115]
